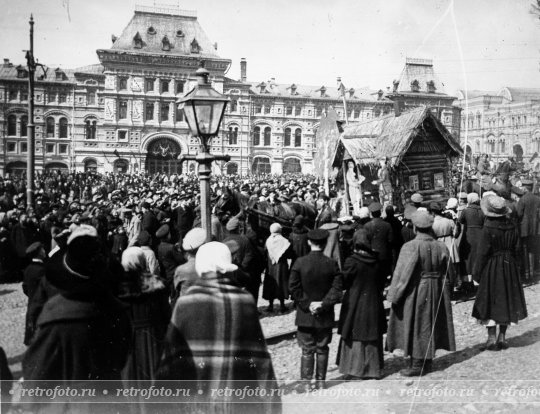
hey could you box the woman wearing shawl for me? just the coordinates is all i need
[263,223,296,313]
[156,242,281,414]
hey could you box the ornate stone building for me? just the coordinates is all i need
[455,88,540,168]
[0,6,462,176]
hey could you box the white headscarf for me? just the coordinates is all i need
[121,246,146,272]
[195,242,238,277]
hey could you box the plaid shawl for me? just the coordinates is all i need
[156,276,281,414]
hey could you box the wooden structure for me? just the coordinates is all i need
[332,106,463,211]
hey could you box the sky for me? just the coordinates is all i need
[1,0,540,95]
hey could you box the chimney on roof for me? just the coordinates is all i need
[3,58,10,65]
[393,97,403,117]
[240,58,247,83]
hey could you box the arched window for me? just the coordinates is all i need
[226,163,238,175]
[283,158,302,173]
[228,126,238,145]
[7,115,16,136]
[475,140,481,153]
[263,127,271,146]
[59,117,68,138]
[294,128,302,147]
[85,121,92,139]
[252,157,271,175]
[284,128,291,147]
[253,126,260,146]
[46,117,55,137]
[91,121,97,139]
[21,115,28,137]
[500,140,505,154]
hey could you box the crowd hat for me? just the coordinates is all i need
[269,223,282,234]
[307,228,329,242]
[368,202,382,213]
[293,215,305,228]
[358,207,370,219]
[411,193,423,203]
[411,210,434,229]
[466,193,480,204]
[403,204,416,220]
[155,224,170,239]
[182,227,206,252]
[352,228,373,253]
[445,198,458,210]
[137,231,152,246]
[481,195,510,217]
[226,217,240,231]
[25,241,43,258]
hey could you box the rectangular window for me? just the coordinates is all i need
[118,130,128,141]
[176,106,184,122]
[145,102,154,121]
[46,144,55,154]
[58,94,67,103]
[48,92,57,102]
[161,103,169,121]
[118,101,128,119]
[87,93,95,105]
[20,142,28,153]
[58,144,68,154]
[7,142,16,152]
[9,90,17,100]
[161,79,169,93]
[119,77,128,90]
[295,106,301,116]
[176,80,184,94]
[145,78,155,93]
[254,104,262,114]
[286,106,293,115]
[264,105,271,114]
[21,90,28,101]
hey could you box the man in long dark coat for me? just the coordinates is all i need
[22,225,131,414]
[516,180,540,280]
[289,229,343,391]
[386,210,456,376]
[363,202,393,292]
[22,242,46,345]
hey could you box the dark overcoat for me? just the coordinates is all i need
[289,251,343,329]
[386,233,456,359]
[472,218,527,324]
[289,227,310,259]
[22,268,131,414]
[516,191,540,237]
[338,252,387,342]
[263,244,295,301]
[458,204,485,276]
[22,260,46,345]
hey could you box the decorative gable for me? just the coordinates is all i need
[410,79,420,92]
[426,80,437,93]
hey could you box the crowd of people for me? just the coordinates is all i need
[0,168,538,413]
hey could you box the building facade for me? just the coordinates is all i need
[0,6,462,177]
[455,88,540,168]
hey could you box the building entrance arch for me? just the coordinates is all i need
[145,137,183,175]
[513,144,523,162]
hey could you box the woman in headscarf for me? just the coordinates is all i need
[118,246,170,387]
[472,195,527,350]
[263,223,296,313]
[337,229,387,380]
[157,242,281,414]
[289,215,310,259]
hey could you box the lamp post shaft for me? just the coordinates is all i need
[198,156,213,243]
[26,15,35,208]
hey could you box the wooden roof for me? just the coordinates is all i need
[332,106,462,167]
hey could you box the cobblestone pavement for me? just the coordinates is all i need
[2,282,539,413]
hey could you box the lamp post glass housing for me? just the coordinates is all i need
[178,66,229,242]
[179,67,229,151]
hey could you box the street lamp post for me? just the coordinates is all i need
[178,64,230,242]
[25,15,36,208]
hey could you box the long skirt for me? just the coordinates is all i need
[336,338,383,379]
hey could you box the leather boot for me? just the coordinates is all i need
[481,326,498,351]
[400,358,430,377]
[497,325,508,350]
[295,353,314,393]
[315,353,329,390]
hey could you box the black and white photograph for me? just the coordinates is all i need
[1,0,540,413]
